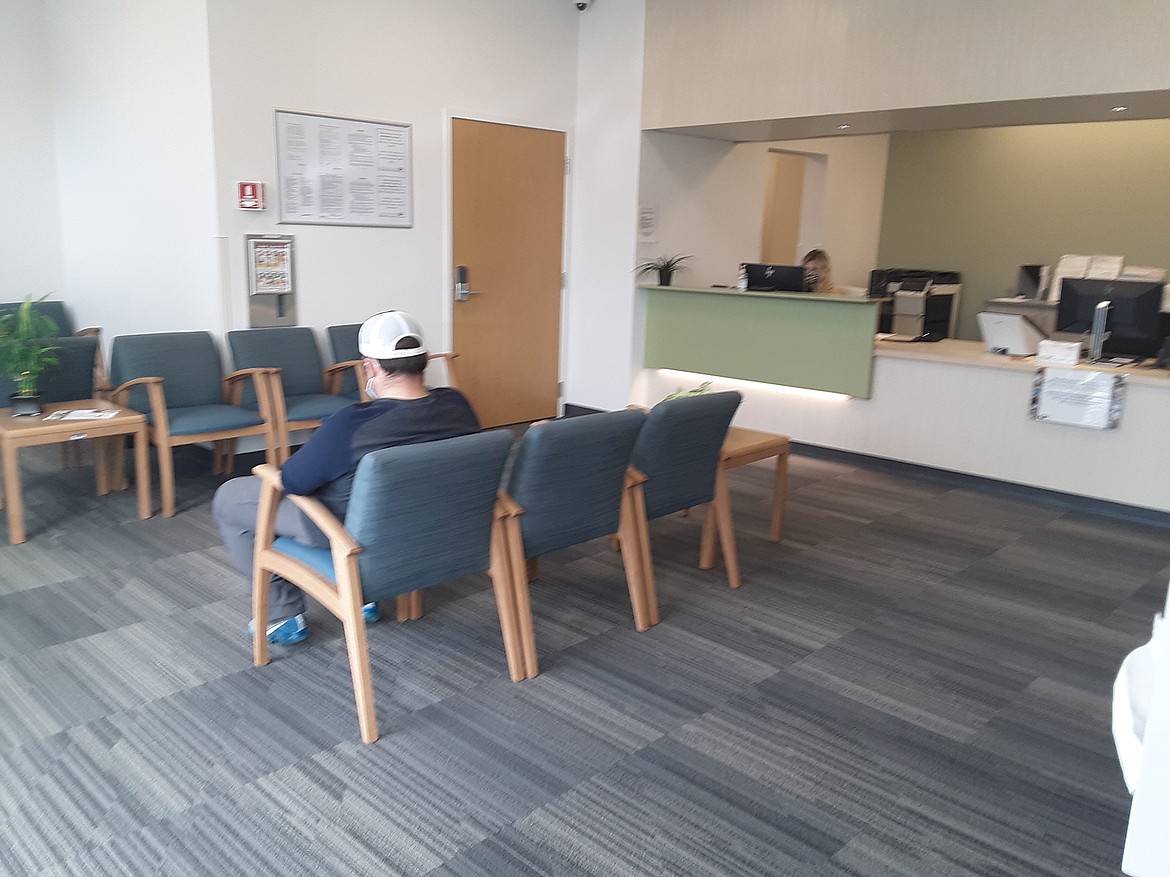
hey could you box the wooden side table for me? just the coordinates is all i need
[0,399,152,544]
[719,426,791,541]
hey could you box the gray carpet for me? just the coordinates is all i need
[0,442,1164,876]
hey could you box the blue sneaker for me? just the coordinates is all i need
[362,602,380,623]
[247,613,309,645]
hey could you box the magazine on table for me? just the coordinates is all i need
[42,409,121,421]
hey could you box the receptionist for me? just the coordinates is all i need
[802,248,841,295]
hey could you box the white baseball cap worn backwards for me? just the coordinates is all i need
[358,310,428,359]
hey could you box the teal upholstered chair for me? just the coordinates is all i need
[325,322,460,399]
[249,429,527,743]
[109,331,278,517]
[501,409,651,675]
[226,327,353,463]
[629,391,744,612]
[0,335,98,404]
[0,299,107,391]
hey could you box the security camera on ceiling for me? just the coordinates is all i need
[575,1,590,10]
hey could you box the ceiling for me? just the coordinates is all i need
[647,90,1170,142]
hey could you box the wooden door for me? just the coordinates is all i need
[452,118,565,427]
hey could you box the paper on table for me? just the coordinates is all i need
[1087,254,1124,280]
[42,409,120,421]
[1050,254,1091,302]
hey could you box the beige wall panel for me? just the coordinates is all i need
[643,0,1170,129]
[877,118,1170,339]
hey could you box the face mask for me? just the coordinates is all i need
[365,376,377,399]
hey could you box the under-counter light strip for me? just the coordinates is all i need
[657,369,852,402]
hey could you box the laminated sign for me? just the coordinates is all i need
[1030,367,1125,429]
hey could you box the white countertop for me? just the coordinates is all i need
[875,338,1170,388]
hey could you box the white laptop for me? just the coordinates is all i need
[976,311,1047,356]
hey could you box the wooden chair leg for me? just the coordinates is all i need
[251,564,271,668]
[771,452,789,542]
[502,520,539,679]
[111,435,129,491]
[489,522,530,682]
[699,503,717,570]
[630,486,659,627]
[395,593,412,621]
[339,594,379,744]
[410,590,423,620]
[526,556,539,582]
[618,492,652,632]
[713,470,741,588]
[159,444,177,518]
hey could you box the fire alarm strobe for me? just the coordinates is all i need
[237,182,266,210]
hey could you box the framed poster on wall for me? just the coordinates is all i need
[274,110,413,228]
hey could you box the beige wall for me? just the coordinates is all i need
[642,0,1170,129]
[877,118,1170,339]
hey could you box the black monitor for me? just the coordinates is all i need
[1056,277,1165,358]
[743,263,809,292]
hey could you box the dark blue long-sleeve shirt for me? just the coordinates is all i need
[280,387,480,519]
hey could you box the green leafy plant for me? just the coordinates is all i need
[663,381,711,401]
[635,253,692,286]
[0,296,59,397]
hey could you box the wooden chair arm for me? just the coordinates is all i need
[626,403,651,412]
[224,366,274,391]
[73,326,102,338]
[324,360,365,396]
[110,375,162,405]
[252,463,360,554]
[624,466,648,488]
[111,376,169,436]
[223,366,278,412]
[494,490,524,519]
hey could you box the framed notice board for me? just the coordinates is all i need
[274,110,413,228]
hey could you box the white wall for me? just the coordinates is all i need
[0,0,63,299]
[206,0,581,353]
[44,0,221,341]
[637,132,889,289]
[562,0,647,411]
[642,0,1170,129]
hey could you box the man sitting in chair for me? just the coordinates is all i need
[213,310,480,644]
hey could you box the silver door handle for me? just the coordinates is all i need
[454,265,480,302]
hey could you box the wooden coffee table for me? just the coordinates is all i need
[719,426,791,541]
[0,399,151,544]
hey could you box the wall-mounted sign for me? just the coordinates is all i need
[237,181,266,210]
[1030,367,1125,429]
[274,110,413,228]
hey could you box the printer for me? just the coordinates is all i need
[869,267,962,337]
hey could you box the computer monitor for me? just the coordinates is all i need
[1055,277,1165,359]
[743,263,809,292]
[976,312,1047,356]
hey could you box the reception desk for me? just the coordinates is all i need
[642,286,880,398]
[635,338,1170,514]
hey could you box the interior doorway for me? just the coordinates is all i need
[451,118,566,427]
[761,150,827,264]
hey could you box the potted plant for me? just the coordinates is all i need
[636,253,692,287]
[0,296,60,416]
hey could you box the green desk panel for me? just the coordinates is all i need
[643,287,879,398]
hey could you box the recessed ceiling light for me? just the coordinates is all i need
[837,124,850,130]
[1111,105,1128,113]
